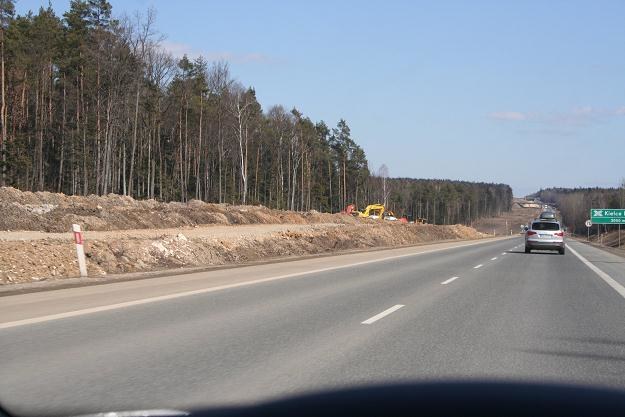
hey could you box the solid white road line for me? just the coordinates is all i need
[491,257,497,261]
[362,305,405,324]
[474,264,483,269]
[0,238,508,330]
[441,277,459,285]
[566,244,625,299]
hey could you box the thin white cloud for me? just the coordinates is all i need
[160,40,271,64]
[489,111,527,121]
[547,106,601,126]
[489,106,625,127]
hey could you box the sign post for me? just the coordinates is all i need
[72,224,88,277]
[599,224,602,246]
[591,209,625,246]
[585,219,592,241]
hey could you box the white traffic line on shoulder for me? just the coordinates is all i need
[441,277,459,285]
[361,304,405,324]
[491,257,497,261]
[474,264,483,269]
[566,244,625,300]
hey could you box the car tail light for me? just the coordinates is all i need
[555,232,564,237]
[527,231,537,236]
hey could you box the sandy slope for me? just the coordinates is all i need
[0,187,487,285]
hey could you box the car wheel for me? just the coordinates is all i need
[559,248,565,255]
[525,246,531,254]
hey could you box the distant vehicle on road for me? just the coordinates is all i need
[525,219,565,254]
[538,211,556,220]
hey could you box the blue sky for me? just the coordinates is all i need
[16,0,625,196]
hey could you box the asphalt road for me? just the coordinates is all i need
[2,237,625,416]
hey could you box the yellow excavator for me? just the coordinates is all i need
[346,203,413,222]
[357,204,386,219]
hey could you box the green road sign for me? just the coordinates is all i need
[590,208,625,224]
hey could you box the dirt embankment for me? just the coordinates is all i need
[472,201,541,236]
[0,187,488,285]
[0,187,355,232]
[0,223,483,284]
[582,230,625,256]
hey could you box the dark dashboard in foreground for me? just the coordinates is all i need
[5,381,625,417]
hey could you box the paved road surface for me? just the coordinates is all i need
[1,237,625,415]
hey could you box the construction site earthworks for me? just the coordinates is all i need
[0,187,506,286]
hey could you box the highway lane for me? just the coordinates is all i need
[1,237,625,415]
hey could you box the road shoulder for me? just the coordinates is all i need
[566,240,625,299]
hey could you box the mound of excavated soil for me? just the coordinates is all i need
[0,187,489,285]
[0,223,486,284]
[0,187,356,232]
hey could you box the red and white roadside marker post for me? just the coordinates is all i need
[72,224,88,277]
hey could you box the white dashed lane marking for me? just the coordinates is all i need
[362,305,405,324]
[441,277,459,285]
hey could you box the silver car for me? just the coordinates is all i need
[524,220,565,254]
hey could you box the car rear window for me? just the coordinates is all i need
[532,222,560,231]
